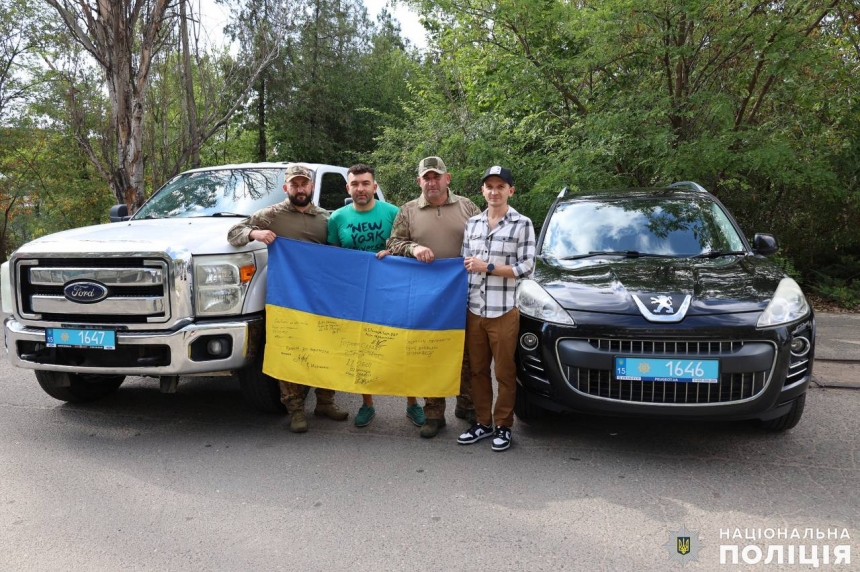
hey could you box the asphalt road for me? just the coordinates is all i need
[1,357,858,572]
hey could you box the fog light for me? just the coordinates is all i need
[190,335,233,361]
[790,336,810,357]
[207,339,225,356]
[520,332,539,351]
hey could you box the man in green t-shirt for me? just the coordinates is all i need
[327,164,426,428]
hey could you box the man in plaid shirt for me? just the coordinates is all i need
[458,166,536,451]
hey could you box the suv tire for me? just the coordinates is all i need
[35,370,125,402]
[761,393,806,431]
[238,357,285,413]
[514,384,544,423]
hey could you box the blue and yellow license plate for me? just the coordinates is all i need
[46,328,116,350]
[615,357,719,383]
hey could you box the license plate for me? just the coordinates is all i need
[46,328,116,350]
[615,357,719,383]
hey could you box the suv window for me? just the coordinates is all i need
[319,172,349,211]
[541,197,745,258]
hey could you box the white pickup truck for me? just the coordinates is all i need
[1,162,381,412]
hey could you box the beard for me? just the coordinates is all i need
[290,192,311,207]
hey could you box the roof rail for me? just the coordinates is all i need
[668,181,708,193]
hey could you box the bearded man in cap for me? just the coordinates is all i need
[386,156,480,438]
[228,164,349,433]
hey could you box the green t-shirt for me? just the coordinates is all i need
[327,200,400,252]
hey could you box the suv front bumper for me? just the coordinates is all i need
[516,312,815,422]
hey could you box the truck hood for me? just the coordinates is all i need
[13,218,259,258]
[533,255,787,316]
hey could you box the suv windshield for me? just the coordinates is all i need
[134,168,283,219]
[541,197,746,259]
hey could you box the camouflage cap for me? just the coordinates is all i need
[285,164,314,183]
[417,156,447,177]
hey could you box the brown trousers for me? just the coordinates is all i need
[279,382,336,413]
[423,344,474,420]
[465,308,519,428]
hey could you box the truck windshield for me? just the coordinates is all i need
[133,168,284,219]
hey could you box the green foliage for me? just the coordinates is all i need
[810,255,860,310]
[0,125,114,260]
[381,0,860,299]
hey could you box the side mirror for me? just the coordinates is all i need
[752,233,778,256]
[109,204,130,222]
[344,197,354,205]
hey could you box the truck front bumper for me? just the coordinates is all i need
[3,316,264,376]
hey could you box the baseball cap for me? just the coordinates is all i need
[285,164,314,183]
[481,165,514,186]
[417,156,447,177]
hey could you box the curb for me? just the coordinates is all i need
[812,360,860,389]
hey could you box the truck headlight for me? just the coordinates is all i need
[194,253,256,316]
[517,279,575,325]
[757,277,810,328]
[1,261,12,314]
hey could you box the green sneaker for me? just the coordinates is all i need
[355,404,376,427]
[406,403,426,426]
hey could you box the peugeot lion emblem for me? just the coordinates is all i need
[63,281,109,304]
[633,293,692,323]
[650,295,675,314]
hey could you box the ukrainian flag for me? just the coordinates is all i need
[262,238,467,397]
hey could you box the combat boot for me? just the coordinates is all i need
[420,418,446,438]
[454,406,477,424]
[314,402,349,421]
[290,410,308,433]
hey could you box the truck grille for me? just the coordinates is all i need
[16,257,170,324]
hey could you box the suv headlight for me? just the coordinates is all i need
[194,253,256,316]
[517,279,575,325]
[757,277,810,328]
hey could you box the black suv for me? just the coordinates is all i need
[514,182,814,430]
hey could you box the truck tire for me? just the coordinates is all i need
[761,393,806,431]
[35,371,125,403]
[513,384,544,424]
[237,359,285,414]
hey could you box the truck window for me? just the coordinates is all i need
[319,172,349,211]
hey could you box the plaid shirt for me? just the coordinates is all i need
[462,206,536,318]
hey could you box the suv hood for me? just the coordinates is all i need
[534,256,786,315]
[13,218,257,258]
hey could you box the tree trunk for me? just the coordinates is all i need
[179,0,200,168]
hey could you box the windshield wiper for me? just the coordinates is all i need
[559,251,678,261]
[688,250,747,259]
[205,212,247,218]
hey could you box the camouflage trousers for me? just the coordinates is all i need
[279,382,336,413]
[423,346,474,420]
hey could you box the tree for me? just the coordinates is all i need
[44,0,283,209]
[45,0,173,209]
[383,0,858,274]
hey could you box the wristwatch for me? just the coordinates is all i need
[486,263,495,275]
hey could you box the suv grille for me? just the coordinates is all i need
[563,337,772,404]
[588,339,745,354]
[17,257,170,324]
[567,367,769,404]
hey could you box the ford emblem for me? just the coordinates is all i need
[63,281,109,304]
